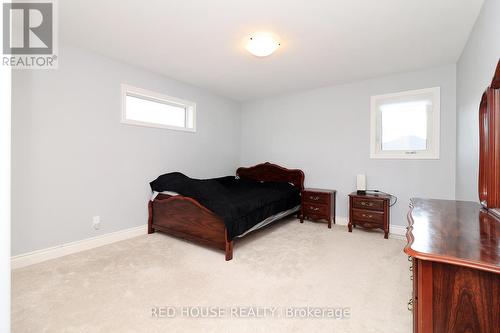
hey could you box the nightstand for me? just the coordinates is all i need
[348,192,391,239]
[300,188,336,228]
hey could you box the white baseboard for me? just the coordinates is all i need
[11,225,148,270]
[335,217,350,225]
[388,225,407,239]
[12,217,408,269]
[335,217,406,239]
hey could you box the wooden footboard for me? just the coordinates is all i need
[148,194,233,260]
[148,162,304,261]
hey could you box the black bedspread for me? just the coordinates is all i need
[150,173,300,240]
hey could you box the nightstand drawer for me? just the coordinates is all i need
[352,198,384,211]
[302,191,330,204]
[349,192,390,238]
[352,208,384,224]
[300,188,336,228]
[302,203,330,217]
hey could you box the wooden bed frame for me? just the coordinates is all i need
[147,162,305,261]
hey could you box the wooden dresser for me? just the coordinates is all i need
[348,192,391,238]
[405,199,500,333]
[300,188,336,228]
[404,61,500,332]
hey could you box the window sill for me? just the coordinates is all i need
[120,119,196,133]
[370,153,440,160]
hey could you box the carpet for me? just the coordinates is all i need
[12,218,412,332]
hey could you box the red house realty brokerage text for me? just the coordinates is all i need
[151,306,351,319]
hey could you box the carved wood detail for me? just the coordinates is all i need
[151,195,227,250]
[236,162,305,190]
[479,59,500,209]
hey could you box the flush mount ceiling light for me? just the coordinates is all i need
[245,33,280,57]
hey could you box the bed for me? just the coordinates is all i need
[147,162,305,260]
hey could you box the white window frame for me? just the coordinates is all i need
[121,84,196,132]
[370,87,440,160]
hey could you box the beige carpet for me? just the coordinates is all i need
[12,218,412,333]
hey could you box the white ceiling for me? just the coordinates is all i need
[60,0,484,101]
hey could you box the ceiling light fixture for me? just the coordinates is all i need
[245,33,280,57]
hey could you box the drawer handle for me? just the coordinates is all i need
[407,298,413,311]
[361,214,373,218]
[309,206,320,211]
[409,266,413,272]
[361,202,374,207]
[309,196,320,201]
[408,256,412,262]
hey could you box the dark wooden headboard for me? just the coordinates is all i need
[236,162,305,190]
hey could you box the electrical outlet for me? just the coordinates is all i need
[92,216,101,230]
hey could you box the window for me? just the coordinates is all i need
[370,87,440,159]
[121,84,196,132]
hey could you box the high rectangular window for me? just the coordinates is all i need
[370,87,440,159]
[121,84,196,132]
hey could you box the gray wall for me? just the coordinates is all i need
[14,35,478,254]
[1,59,11,331]
[12,45,241,255]
[456,0,500,201]
[240,65,457,227]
